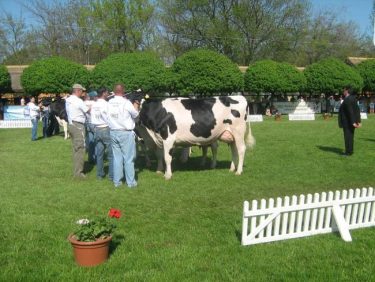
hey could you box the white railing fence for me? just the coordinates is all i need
[0,120,32,128]
[241,188,375,246]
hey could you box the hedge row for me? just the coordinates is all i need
[0,65,11,93]
[9,50,375,96]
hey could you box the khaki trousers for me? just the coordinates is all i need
[68,122,86,177]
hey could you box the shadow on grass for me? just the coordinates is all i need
[137,156,232,173]
[361,138,375,142]
[109,234,125,256]
[84,162,95,173]
[235,229,242,243]
[317,145,342,155]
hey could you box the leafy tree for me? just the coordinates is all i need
[159,0,309,65]
[356,59,375,92]
[90,52,168,93]
[21,56,89,95]
[90,0,155,53]
[0,12,27,63]
[0,64,11,93]
[244,60,306,94]
[171,49,243,96]
[304,57,363,94]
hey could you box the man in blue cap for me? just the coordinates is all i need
[91,87,113,181]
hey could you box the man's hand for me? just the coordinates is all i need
[133,101,140,111]
[353,123,361,128]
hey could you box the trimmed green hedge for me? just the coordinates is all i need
[304,58,363,94]
[244,60,306,94]
[356,59,375,92]
[171,49,243,96]
[21,57,89,95]
[0,65,11,93]
[90,52,169,94]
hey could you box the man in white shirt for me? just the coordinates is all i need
[26,97,41,141]
[91,87,113,180]
[65,84,90,178]
[107,84,139,188]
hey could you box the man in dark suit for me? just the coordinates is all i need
[338,86,361,156]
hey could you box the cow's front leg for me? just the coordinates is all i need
[179,147,190,163]
[210,142,218,169]
[200,146,208,166]
[163,144,173,180]
[156,148,164,174]
[63,121,69,139]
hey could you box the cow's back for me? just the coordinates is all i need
[140,96,248,146]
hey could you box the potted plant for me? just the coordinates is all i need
[68,208,122,267]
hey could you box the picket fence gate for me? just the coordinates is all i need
[241,187,375,246]
[0,120,32,128]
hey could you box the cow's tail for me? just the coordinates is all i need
[245,120,256,149]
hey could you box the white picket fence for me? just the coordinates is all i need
[0,120,32,128]
[241,188,375,246]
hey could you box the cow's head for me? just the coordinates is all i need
[125,89,149,104]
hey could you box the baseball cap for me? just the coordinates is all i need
[72,84,86,91]
[88,91,97,97]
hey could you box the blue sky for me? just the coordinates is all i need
[313,0,373,35]
[0,0,373,35]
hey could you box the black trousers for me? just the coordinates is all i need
[343,126,355,154]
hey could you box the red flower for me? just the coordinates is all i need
[108,208,121,219]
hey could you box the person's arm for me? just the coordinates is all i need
[79,99,90,113]
[347,97,361,128]
[124,100,139,119]
[101,103,110,125]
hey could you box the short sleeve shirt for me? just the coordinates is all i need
[65,95,89,124]
[91,99,109,127]
[107,96,139,130]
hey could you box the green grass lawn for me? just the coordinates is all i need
[1,116,375,281]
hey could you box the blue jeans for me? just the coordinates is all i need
[42,116,48,138]
[110,130,137,187]
[31,119,38,141]
[95,127,113,180]
[86,123,96,163]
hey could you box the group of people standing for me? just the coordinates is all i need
[66,83,140,188]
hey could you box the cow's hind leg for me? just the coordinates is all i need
[229,143,238,172]
[234,137,246,175]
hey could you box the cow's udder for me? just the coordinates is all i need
[219,130,234,143]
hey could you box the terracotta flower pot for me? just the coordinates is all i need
[68,234,112,267]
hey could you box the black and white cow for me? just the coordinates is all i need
[138,96,255,179]
[49,98,69,139]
